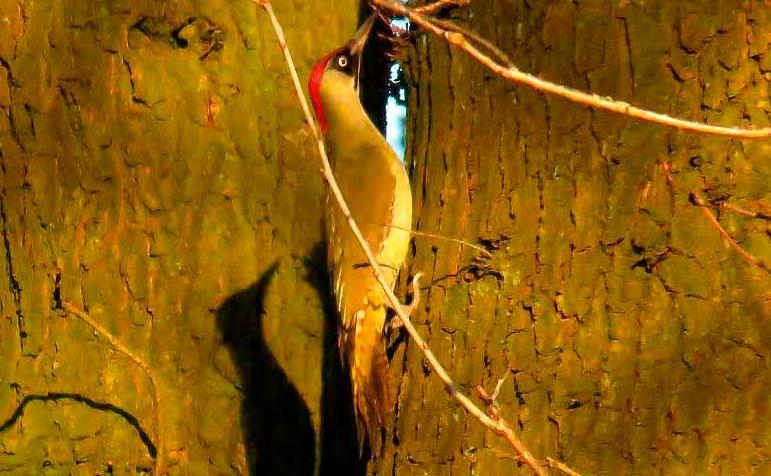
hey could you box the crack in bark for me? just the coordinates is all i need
[0,190,26,350]
[619,16,635,100]
[5,106,26,153]
[0,392,157,459]
[534,169,544,273]
[0,56,19,88]
[56,84,83,133]
[121,56,155,108]
[22,103,36,138]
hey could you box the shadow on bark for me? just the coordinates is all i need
[305,243,366,476]
[216,263,315,475]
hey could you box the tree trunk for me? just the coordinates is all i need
[380,0,771,474]
[2,0,769,475]
[0,0,360,474]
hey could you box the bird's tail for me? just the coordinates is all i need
[350,303,393,457]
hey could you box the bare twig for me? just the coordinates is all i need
[491,374,507,401]
[546,457,585,476]
[477,381,502,420]
[497,453,583,476]
[375,223,494,258]
[61,301,163,474]
[372,0,771,139]
[689,194,771,274]
[660,163,771,275]
[712,201,771,221]
[432,18,514,67]
[257,2,552,474]
[412,0,471,14]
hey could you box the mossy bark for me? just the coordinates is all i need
[1,0,770,475]
[0,0,359,474]
[379,0,771,474]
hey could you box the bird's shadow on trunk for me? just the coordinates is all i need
[306,243,367,476]
[216,263,315,475]
[215,248,365,475]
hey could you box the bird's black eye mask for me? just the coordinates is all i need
[330,50,355,76]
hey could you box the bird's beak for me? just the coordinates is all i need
[348,15,375,90]
[348,14,376,57]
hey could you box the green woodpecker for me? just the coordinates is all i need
[308,16,412,454]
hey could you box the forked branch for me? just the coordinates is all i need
[373,0,771,139]
[661,162,771,275]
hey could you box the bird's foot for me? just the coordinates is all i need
[389,273,423,331]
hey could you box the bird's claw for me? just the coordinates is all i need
[390,273,423,331]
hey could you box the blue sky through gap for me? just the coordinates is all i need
[385,17,409,161]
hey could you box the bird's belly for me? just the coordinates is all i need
[376,166,412,285]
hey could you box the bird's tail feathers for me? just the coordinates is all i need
[351,305,393,457]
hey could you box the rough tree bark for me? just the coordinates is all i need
[379,0,770,474]
[1,0,769,475]
[0,0,361,474]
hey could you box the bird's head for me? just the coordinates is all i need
[308,15,375,134]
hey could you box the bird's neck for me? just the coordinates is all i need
[320,71,393,166]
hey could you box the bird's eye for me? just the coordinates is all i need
[337,55,348,68]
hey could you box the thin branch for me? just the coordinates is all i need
[660,163,771,275]
[501,454,583,476]
[412,0,471,15]
[689,194,771,274]
[712,201,771,221]
[61,301,163,475]
[372,0,771,139]
[432,18,514,67]
[257,2,552,474]
[257,0,322,141]
[374,222,494,258]
[546,457,585,476]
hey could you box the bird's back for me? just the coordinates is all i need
[322,72,412,453]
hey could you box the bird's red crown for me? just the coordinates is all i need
[308,49,340,134]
